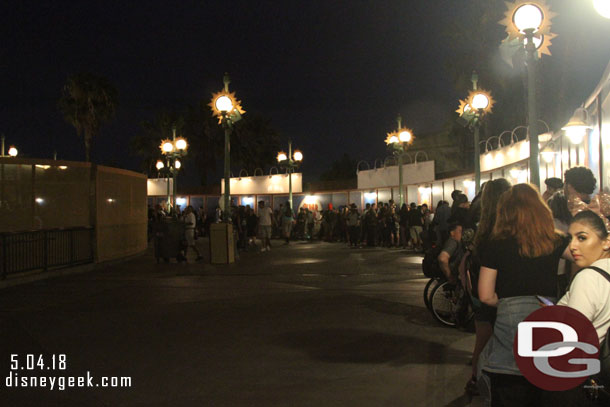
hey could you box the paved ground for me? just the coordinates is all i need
[0,239,479,406]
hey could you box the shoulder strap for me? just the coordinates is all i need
[588,266,610,284]
[567,266,610,292]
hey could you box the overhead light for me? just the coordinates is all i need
[293,150,303,162]
[277,152,287,162]
[594,0,610,19]
[562,107,591,144]
[175,138,187,151]
[214,95,233,113]
[8,146,18,157]
[513,4,543,32]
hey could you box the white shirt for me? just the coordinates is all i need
[185,212,196,230]
[558,258,610,343]
[258,207,273,226]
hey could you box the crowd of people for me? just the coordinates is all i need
[227,199,442,252]
[431,166,610,406]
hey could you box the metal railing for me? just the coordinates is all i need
[1,227,94,278]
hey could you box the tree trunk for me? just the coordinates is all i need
[84,132,91,162]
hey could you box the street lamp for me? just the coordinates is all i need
[500,0,556,189]
[562,107,592,145]
[277,141,303,211]
[385,114,414,207]
[159,125,188,213]
[594,0,610,19]
[456,72,494,194]
[1,135,18,157]
[209,73,245,222]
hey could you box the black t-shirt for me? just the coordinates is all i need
[408,210,423,227]
[479,233,570,299]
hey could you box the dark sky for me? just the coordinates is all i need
[2,0,610,184]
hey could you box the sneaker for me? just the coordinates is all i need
[261,247,267,252]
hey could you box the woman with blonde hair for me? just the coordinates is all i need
[478,184,571,405]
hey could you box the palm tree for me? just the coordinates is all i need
[58,72,118,162]
[131,111,184,175]
[232,113,281,174]
[184,102,223,186]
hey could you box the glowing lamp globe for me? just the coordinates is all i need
[564,127,586,145]
[471,93,490,110]
[513,4,543,32]
[215,95,234,113]
[175,138,187,150]
[388,135,399,144]
[293,150,303,162]
[162,141,174,153]
[156,160,164,170]
[398,130,412,143]
[8,146,18,157]
[594,0,610,19]
[277,152,287,162]
[541,151,554,163]
[174,159,181,169]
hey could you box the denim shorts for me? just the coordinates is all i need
[480,296,547,376]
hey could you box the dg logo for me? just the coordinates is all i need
[514,305,600,391]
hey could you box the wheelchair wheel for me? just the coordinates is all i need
[423,277,441,310]
[430,281,459,327]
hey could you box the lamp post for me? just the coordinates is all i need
[277,141,303,211]
[209,73,245,222]
[385,114,414,207]
[500,1,556,189]
[158,125,188,213]
[1,135,18,157]
[457,72,494,194]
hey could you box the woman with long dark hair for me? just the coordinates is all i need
[478,184,571,405]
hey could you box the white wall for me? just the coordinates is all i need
[221,173,302,195]
[147,178,173,196]
[357,161,435,189]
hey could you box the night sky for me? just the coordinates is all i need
[2,0,610,184]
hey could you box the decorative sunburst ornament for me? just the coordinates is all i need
[499,1,556,40]
[208,90,245,124]
[456,99,472,116]
[530,32,556,57]
[467,89,495,115]
[385,131,399,145]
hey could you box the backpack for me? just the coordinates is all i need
[572,266,610,386]
[422,243,443,278]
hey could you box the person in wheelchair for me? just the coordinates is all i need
[438,222,464,284]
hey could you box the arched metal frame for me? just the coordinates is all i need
[401,152,413,164]
[511,125,528,143]
[414,151,428,163]
[269,167,279,176]
[238,169,249,178]
[373,158,384,170]
[383,156,397,167]
[356,160,370,173]
[538,119,550,134]
[253,168,263,176]
[497,131,515,148]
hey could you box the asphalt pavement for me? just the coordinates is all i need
[0,238,479,407]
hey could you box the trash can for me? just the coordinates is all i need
[209,223,235,264]
[153,220,186,263]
